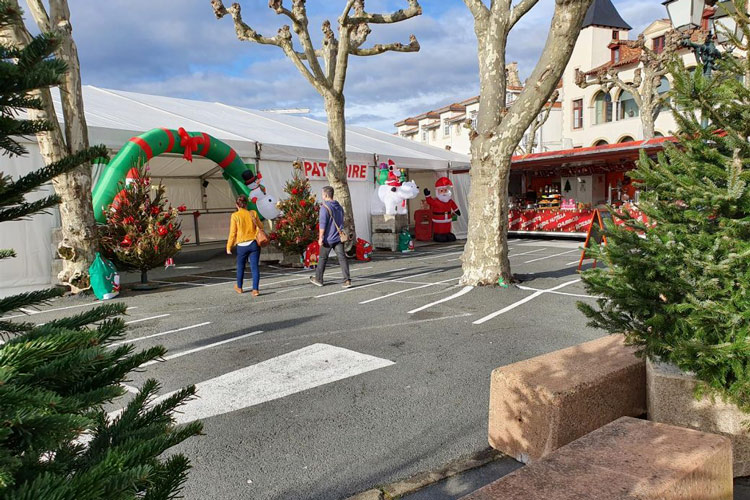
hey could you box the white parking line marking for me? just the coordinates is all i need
[125,314,170,325]
[111,321,211,346]
[314,269,435,298]
[2,301,103,319]
[121,383,139,394]
[473,279,581,325]
[417,251,464,261]
[359,276,461,305]
[141,330,264,367]
[152,280,208,287]
[252,266,375,289]
[517,285,598,299]
[509,248,545,257]
[189,275,237,281]
[148,343,394,424]
[408,285,474,314]
[566,259,586,265]
[523,249,580,264]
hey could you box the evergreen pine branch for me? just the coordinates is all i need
[0,248,16,259]
[0,146,108,204]
[41,303,127,331]
[0,287,63,316]
[141,454,193,500]
[0,195,61,223]
[0,320,34,337]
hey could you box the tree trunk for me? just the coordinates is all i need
[324,93,356,251]
[47,1,98,292]
[461,0,593,286]
[641,104,656,140]
[461,139,513,285]
[5,0,97,293]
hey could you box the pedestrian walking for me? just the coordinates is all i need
[227,195,262,296]
[310,186,351,288]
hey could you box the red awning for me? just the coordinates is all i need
[511,136,676,171]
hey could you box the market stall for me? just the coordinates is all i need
[507,138,673,237]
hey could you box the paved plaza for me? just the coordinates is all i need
[8,239,604,499]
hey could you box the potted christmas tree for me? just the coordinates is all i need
[99,166,185,289]
[579,3,750,475]
[273,163,319,266]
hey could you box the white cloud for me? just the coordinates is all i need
[18,0,664,132]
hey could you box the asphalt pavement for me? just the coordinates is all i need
[4,238,606,500]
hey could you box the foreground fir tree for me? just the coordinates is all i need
[0,3,202,497]
[579,6,750,411]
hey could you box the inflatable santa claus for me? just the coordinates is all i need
[423,176,461,242]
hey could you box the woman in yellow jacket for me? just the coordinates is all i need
[226,195,261,296]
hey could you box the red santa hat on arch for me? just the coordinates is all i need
[435,176,453,189]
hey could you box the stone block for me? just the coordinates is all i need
[462,417,733,500]
[371,214,408,233]
[371,232,399,251]
[647,358,750,477]
[488,334,645,463]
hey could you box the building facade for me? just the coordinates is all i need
[395,0,701,153]
[394,64,563,155]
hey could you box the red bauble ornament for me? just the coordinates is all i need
[177,205,187,212]
[157,225,168,236]
[151,206,160,215]
[121,236,132,247]
[300,200,307,207]
[291,188,299,195]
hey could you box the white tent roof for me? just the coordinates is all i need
[50,86,470,173]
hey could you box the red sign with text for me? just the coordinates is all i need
[509,209,595,233]
[508,208,649,234]
[303,160,370,182]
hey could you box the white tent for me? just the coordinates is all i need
[1,86,470,292]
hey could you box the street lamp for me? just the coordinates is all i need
[711,0,745,46]
[663,0,722,75]
[663,0,710,31]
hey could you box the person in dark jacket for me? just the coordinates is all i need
[310,186,351,288]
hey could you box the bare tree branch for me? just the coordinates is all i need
[463,0,489,20]
[211,0,284,45]
[520,89,558,154]
[345,0,422,24]
[211,0,324,92]
[24,0,51,30]
[350,34,420,56]
[270,0,329,84]
[510,0,539,30]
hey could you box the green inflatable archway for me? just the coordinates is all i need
[92,127,263,223]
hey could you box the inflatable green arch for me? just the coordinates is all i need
[92,127,272,223]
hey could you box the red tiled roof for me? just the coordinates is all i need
[584,41,642,76]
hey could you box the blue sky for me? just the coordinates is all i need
[21,0,665,131]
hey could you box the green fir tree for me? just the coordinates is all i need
[0,3,201,497]
[98,166,185,285]
[579,2,750,411]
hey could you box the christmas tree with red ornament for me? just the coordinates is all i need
[272,162,319,256]
[99,165,186,284]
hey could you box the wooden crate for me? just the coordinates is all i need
[372,232,399,252]
[371,214,408,233]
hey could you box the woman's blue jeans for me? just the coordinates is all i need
[236,241,261,290]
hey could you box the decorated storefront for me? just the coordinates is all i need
[507,137,673,236]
